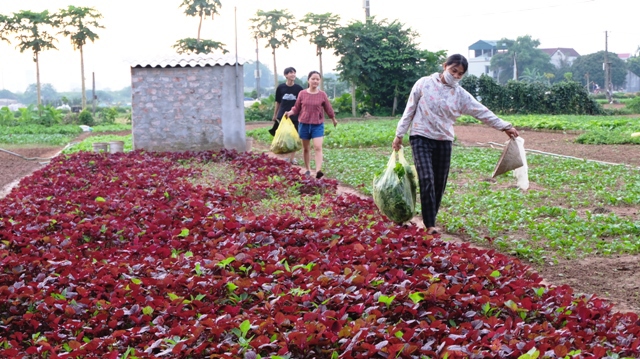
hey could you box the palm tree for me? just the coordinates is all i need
[57,6,104,109]
[519,68,545,83]
[11,10,58,107]
[174,0,227,55]
[300,13,340,91]
[250,9,298,89]
[1,13,14,44]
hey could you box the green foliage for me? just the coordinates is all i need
[173,38,228,55]
[625,96,640,113]
[99,107,118,124]
[175,0,226,55]
[8,10,59,106]
[0,107,16,125]
[250,9,299,89]
[78,109,95,126]
[63,134,132,154]
[331,93,353,116]
[575,129,640,145]
[489,35,554,84]
[460,75,601,115]
[56,6,103,52]
[300,12,340,91]
[628,55,640,77]
[244,95,275,122]
[570,51,627,88]
[332,17,446,114]
[1,13,14,44]
[32,105,63,126]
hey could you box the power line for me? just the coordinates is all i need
[457,0,597,18]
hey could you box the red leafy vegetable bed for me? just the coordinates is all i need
[1,150,639,358]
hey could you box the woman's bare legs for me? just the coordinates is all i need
[313,136,324,172]
[302,139,311,173]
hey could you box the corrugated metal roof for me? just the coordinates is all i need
[130,54,247,68]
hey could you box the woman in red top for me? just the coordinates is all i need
[286,71,338,179]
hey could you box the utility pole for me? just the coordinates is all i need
[604,31,612,103]
[363,0,370,20]
[585,72,590,92]
[513,53,517,81]
[255,37,260,99]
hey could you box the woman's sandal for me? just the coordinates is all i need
[316,171,324,179]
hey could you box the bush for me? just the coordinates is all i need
[63,112,80,125]
[99,107,119,124]
[460,75,602,115]
[331,93,353,117]
[626,96,640,113]
[244,95,275,121]
[78,109,95,126]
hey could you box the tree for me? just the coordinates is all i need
[300,12,340,91]
[10,10,58,107]
[627,50,640,78]
[490,35,553,84]
[57,6,104,110]
[519,68,546,83]
[23,83,59,105]
[174,0,227,55]
[332,18,445,115]
[250,9,298,89]
[570,51,626,89]
[1,13,14,44]
[242,60,274,90]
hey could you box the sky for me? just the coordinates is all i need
[0,0,637,93]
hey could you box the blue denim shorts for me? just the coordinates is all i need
[298,123,325,140]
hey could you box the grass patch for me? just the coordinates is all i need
[63,134,133,154]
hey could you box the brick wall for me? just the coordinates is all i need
[131,65,246,152]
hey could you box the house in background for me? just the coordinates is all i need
[618,53,640,93]
[466,40,580,78]
[539,48,580,68]
[467,40,500,78]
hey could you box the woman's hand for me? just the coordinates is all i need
[392,136,403,151]
[284,111,292,118]
[504,127,519,138]
[332,118,337,128]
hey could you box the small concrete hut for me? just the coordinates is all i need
[130,54,247,152]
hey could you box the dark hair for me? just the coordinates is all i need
[444,54,468,73]
[283,67,296,75]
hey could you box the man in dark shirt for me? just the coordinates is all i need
[269,67,303,163]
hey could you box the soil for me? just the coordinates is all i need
[2,122,640,314]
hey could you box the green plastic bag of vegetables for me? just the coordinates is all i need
[270,114,302,154]
[372,147,418,224]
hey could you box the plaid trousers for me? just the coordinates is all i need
[409,135,452,228]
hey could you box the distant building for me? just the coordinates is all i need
[618,53,640,93]
[466,40,580,79]
[0,99,26,111]
[467,40,500,78]
[539,48,580,68]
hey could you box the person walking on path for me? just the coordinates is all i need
[286,71,337,179]
[392,54,519,235]
[270,67,304,164]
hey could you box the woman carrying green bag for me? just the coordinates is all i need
[392,54,519,235]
